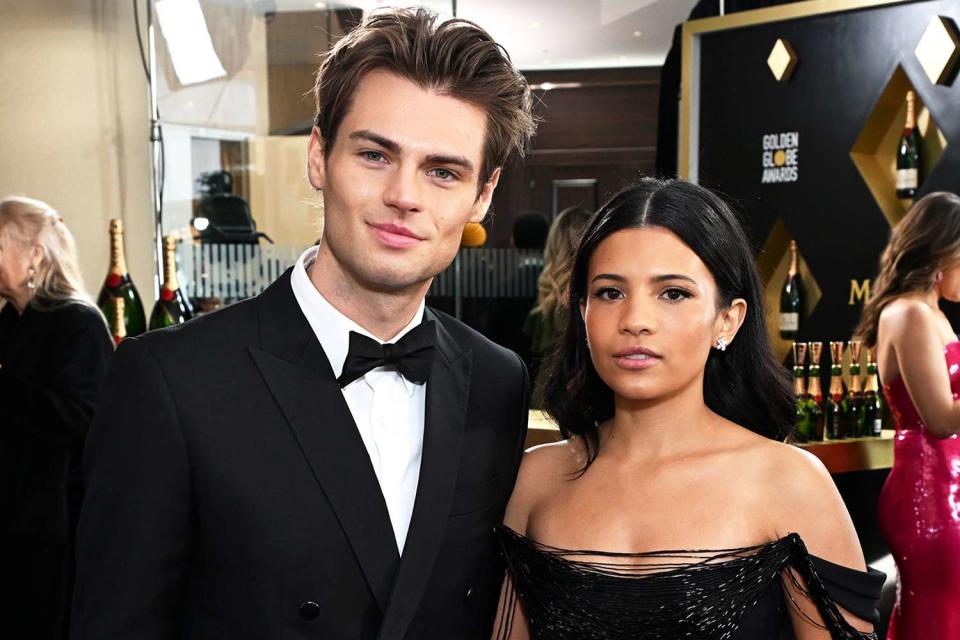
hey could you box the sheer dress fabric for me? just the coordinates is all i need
[495,525,884,640]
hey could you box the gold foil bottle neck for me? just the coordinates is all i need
[905,90,916,129]
[867,347,877,364]
[829,341,845,367]
[111,296,126,340]
[848,339,862,364]
[810,341,823,366]
[792,341,808,367]
[788,240,798,277]
[161,235,180,291]
[108,218,128,276]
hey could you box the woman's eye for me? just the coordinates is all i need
[661,287,692,302]
[594,287,624,301]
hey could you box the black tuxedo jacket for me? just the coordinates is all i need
[71,271,529,639]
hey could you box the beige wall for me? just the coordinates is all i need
[0,0,154,300]
[248,136,323,247]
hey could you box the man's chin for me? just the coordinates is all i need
[357,266,436,295]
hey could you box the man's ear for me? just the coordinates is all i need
[468,167,502,224]
[306,126,327,191]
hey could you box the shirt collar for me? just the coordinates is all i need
[290,246,425,395]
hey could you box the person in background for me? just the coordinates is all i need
[853,191,960,640]
[0,196,113,640]
[524,206,591,396]
[488,211,550,375]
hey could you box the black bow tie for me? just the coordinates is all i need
[337,320,437,388]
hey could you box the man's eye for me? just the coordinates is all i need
[429,168,457,181]
[361,151,385,162]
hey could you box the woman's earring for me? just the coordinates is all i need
[27,266,37,290]
[715,336,728,352]
[936,271,944,284]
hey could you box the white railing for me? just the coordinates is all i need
[179,243,307,303]
[179,244,542,305]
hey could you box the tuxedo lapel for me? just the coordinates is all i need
[248,272,399,612]
[376,310,473,640]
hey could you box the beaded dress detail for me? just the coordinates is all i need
[495,525,884,640]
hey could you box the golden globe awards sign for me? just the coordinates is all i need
[761,131,799,183]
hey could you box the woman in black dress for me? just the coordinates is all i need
[494,179,884,639]
[0,196,114,639]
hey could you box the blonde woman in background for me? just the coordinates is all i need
[525,206,592,397]
[0,196,113,640]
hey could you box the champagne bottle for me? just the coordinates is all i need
[896,90,922,199]
[97,219,146,337]
[862,347,885,437]
[779,241,804,339]
[149,236,192,330]
[825,341,847,439]
[109,296,127,345]
[845,340,865,437]
[807,342,826,441]
[792,342,812,442]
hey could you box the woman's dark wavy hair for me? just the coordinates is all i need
[539,178,794,469]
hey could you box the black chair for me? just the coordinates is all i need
[195,194,273,245]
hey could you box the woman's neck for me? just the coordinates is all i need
[602,381,721,464]
[8,290,31,315]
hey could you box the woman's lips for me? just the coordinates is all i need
[614,353,661,370]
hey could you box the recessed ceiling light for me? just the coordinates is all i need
[619,55,628,62]
[633,30,642,37]
[314,1,326,7]
[530,21,541,29]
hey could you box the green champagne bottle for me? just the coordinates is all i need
[896,90,922,199]
[792,342,812,442]
[862,347,885,437]
[97,219,146,337]
[825,341,847,440]
[149,236,192,330]
[779,241,804,339]
[807,342,826,441]
[846,340,865,437]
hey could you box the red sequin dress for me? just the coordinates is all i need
[879,341,960,639]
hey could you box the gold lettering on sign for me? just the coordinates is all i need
[850,279,872,305]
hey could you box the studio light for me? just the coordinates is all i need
[155,0,227,85]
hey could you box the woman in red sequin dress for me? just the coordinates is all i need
[855,191,960,639]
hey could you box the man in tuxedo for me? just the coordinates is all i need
[71,8,534,640]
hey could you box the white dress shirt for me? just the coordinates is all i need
[290,246,426,554]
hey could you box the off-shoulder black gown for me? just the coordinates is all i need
[495,525,884,640]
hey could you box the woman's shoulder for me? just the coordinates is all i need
[503,437,585,531]
[742,438,866,569]
[879,295,938,331]
[519,438,586,486]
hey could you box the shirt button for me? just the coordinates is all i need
[464,586,475,605]
[299,601,321,621]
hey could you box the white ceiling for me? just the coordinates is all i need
[252,0,699,69]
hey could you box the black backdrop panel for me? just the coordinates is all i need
[697,0,960,340]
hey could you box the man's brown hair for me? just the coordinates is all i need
[313,7,535,191]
